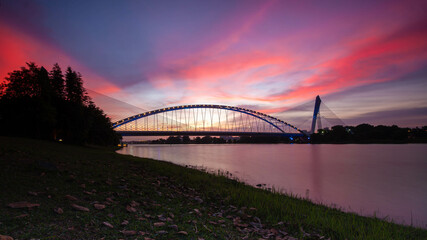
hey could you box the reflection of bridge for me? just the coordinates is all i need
[113,96,322,138]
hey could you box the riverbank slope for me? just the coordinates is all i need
[0,137,425,239]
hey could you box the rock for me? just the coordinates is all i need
[153,222,165,227]
[0,235,13,240]
[7,201,40,208]
[103,221,114,228]
[65,195,78,201]
[177,231,188,235]
[71,204,89,212]
[126,205,136,212]
[121,230,137,235]
[54,208,64,214]
[94,204,105,210]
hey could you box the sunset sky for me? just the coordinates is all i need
[1,0,426,128]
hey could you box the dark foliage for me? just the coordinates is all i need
[0,62,120,146]
[311,124,427,143]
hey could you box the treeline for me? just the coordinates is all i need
[0,62,120,146]
[311,124,427,143]
[151,136,227,144]
[147,135,302,144]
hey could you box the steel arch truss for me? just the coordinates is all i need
[112,104,305,136]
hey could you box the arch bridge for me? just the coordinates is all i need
[112,102,321,138]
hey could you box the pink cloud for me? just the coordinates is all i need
[263,19,427,103]
[0,22,120,95]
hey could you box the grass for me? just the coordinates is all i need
[0,136,426,239]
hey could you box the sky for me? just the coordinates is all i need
[1,0,426,128]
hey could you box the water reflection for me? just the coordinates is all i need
[118,144,427,228]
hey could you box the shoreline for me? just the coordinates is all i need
[118,147,426,229]
[1,137,426,239]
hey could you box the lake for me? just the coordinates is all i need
[117,144,427,228]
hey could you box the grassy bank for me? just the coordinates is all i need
[0,137,425,239]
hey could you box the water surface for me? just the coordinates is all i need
[117,144,427,228]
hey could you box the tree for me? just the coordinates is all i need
[65,67,88,105]
[1,62,41,99]
[49,63,65,99]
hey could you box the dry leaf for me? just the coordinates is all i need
[8,201,40,208]
[71,203,89,212]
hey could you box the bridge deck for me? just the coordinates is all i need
[117,131,305,137]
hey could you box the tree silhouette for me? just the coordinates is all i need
[49,63,65,100]
[65,67,88,105]
[0,62,120,146]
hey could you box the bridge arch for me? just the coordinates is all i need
[113,104,306,136]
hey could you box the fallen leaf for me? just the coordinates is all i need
[103,221,114,228]
[121,220,129,225]
[178,231,188,235]
[28,191,38,196]
[8,201,40,208]
[154,222,165,227]
[65,195,78,201]
[54,208,64,214]
[71,203,89,212]
[126,205,136,212]
[14,214,29,218]
[168,224,178,230]
[94,203,106,210]
[121,230,137,236]
[0,235,13,240]
[130,200,140,207]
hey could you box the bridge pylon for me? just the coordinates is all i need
[310,95,322,134]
